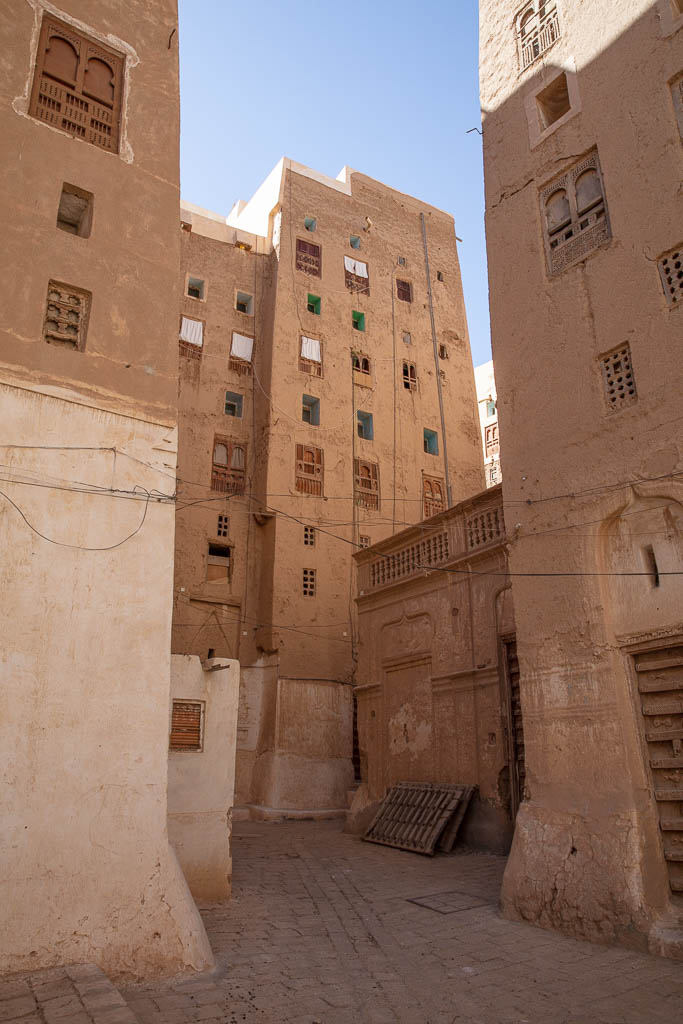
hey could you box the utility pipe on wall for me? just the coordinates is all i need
[420,211,452,507]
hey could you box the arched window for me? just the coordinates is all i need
[361,357,370,374]
[351,353,360,371]
[231,446,245,470]
[84,57,115,105]
[575,169,603,214]
[213,442,228,466]
[546,189,570,234]
[44,34,78,83]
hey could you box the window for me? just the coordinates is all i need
[541,151,610,276]
[304,526,315,547]
[207,542,231,582]
[397,256,407,267]
[600,344,637,412]
[300,335,323,376]
[344,256,370,295]
[235,291,253,315]
[187,277,205,300]
[485,424,499,455]
[438,343,448,359]
[225,391,243,417]
[657,245,683,308]
[29,14,125,154]
[304,216,317,232]
[352,352,371,376]
[296,238,321,277]
[424,428,439,455]
[169,700,204,752]
[357,411,374,440]
[536,72,570,131]
[402,361,417,390]
[230,332,254,375]
[516,1,560,71]
[396,279,412,302]
[303,568,316,596]
[302,394,320,425]
[307,293,321,315]
[354,458,380,510]
[44,281,90,350]
[423,476,446,518]
[403,332,412,346]
[56,184,93,237]
[359,535,371,549]
[179,315,203,359]
[211,438,246,494]
[295,443,324,496]
[350,235,361,249]
[352,310,366,331]
[436,271,444,282]
[217,514,229,538]
[486,398,496,417]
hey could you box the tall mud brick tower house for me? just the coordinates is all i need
[0,0,212,979]
[480,0,683,958]
[173,159,485,819]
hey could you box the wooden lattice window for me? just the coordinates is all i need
[344,257,370,295]
[402,361,417,390]
[516,1,560,71]
[44,280,90,350]
[541,151,611,275]
[352,352,371,375]
[29,15,124,154]
[300,336,323,376]
[485,423,499,455]
[211,437,246,494]
[657,245,683,308]
[396,279,412,302]
[600,344,637,412]
[423,476,445,519]
[295,443,324,496]
[296,238,321,277]
[354,458,379,511]
[169,700,204,751]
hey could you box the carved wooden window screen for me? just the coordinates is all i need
[541,151,611,275]
[44,280,90,350]
[169,700,203,751]
[422,476,446,519]
[396,279,412,302]
[516,1,560,71]
[354,458,379,511]
[211,437,246,494]
[296,238,321,277]
[658,245,682,309]
[600,344,637,412]
[352,352,371,375]
[295,443,324,496]
[402,361,417,390]
[485,424,499,454]
[29,15,124,153]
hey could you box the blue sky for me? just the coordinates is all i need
[178,1,490,365]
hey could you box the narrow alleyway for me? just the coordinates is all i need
[121,820,683,1024]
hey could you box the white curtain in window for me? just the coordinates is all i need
[231,332,253,361]
[300,336,321,362]
[180,316,203,346]
[344,256,368,278]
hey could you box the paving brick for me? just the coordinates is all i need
[0,996,37,1021]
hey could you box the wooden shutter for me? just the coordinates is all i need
[170,700,203,751]
[29,15,124,154]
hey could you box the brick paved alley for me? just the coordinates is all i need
[119,820,683,1024]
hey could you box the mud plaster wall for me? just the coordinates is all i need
[168,656,240,901]
[480,0,683,953]
[352,491,515,853]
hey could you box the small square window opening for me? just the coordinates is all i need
[436,271,444,282]
[424,428,439,455]
[217,514,229,538]
[304,216,317,231]
[403,332,412,346]
[438,343,448,359]
[57,184,93,237]
[397,279,412,302]
[357,410,374,440]
[303,568,316,596]
[486,398,496,417]
[536,72,571,131]
[207,542,231,582]
[307,293,321,315]
[236,291,254,315]
[304,525,315,546]
[187,277,205,300]
[352,310,366,332]
[225,391,243,417]
[397,256,407,267]
[302,394,321,426]
[359,535,371,549]
[170,699,204,751]
[350,235,361,249]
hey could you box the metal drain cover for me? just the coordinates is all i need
[407,890,491,914]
